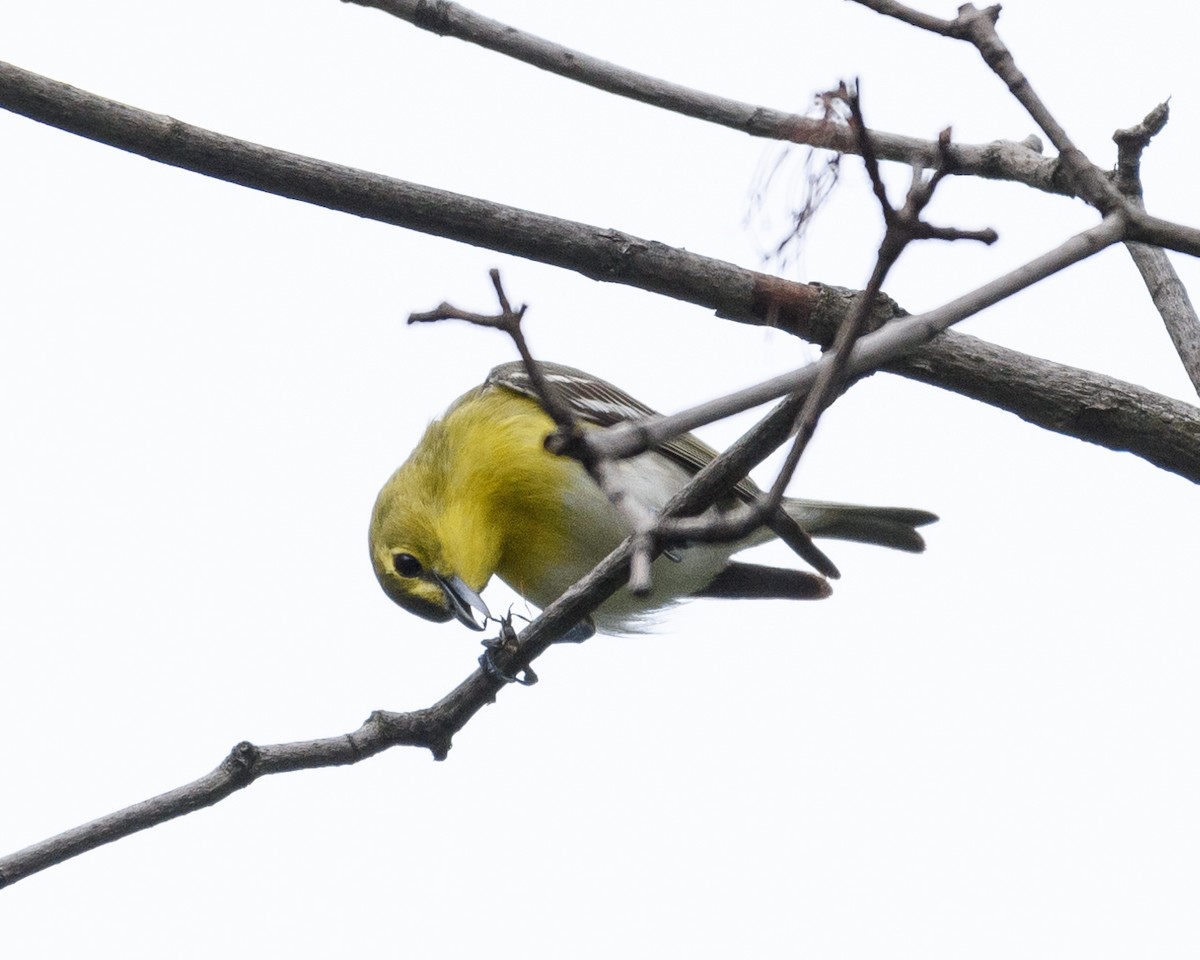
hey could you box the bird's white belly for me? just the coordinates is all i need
[512,452,745,633]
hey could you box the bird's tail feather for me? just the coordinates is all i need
[784,500,938,552]
[694,561,832,600]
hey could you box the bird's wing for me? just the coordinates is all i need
[692,561,832,600]
[486,360,763,502]
[486,361,838,578]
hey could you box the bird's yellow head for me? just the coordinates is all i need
[368,453,493,631]
[369,377,592,631]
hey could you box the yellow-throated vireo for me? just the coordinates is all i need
[369,362,936,634]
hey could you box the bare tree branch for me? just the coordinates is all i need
[1120,209,1200,259]
[0,475,683,886]
[1122,250,1200,396]
[1,534,683,883]
[657,91,998,548]
[854,1,1121,211]
[344,0,1074,196]
[5,304,913,887]
[850,0,968,34]
[892,330,1200,466]
[846,6,1200,326]
[0,60,1197,480]
[1112,103,1200,395]
[588,216,1125,461]
[0,680,497,887]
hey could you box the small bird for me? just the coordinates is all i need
[369,361,936,635]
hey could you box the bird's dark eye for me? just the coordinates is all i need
[392,552,423,578]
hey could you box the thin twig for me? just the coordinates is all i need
[1,495,679,885]
[1112,103,1200,396]
[410,270,574,429]
[344,0,1073,195]
[409,272,661,544]
[853,1,1121,211]
[658,89,997,549]
[854,5,1200,258]
[1122,248,1200,396]
[850,0,967,34]
[0,677,508,887]
[1113,101,1170,199]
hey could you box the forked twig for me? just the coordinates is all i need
[409,271,661,546]
[655,84,996,553]
[854,0,1119,210]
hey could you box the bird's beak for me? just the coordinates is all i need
[434,573,491,631]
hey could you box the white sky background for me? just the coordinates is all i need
[2,1,1198,956]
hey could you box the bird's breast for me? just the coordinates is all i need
[497,451,732,632]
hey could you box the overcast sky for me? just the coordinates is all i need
[2,1,1198,957]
